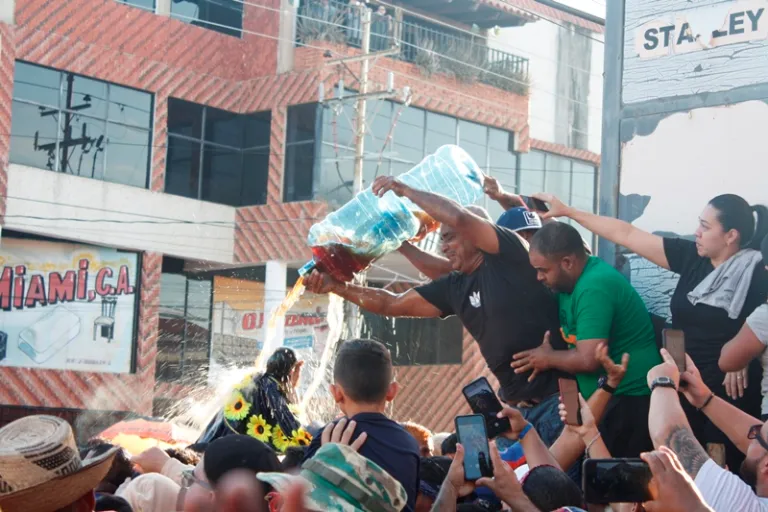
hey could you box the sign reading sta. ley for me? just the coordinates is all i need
[637,1,768,60]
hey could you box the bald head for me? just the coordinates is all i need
[466,205,492,221]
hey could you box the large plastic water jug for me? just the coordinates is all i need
[299,145,484,282]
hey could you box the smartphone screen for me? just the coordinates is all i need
[662,329,686,373]
[583,458,653,504]
[559,378,582,426]
[462,377,511,439]
[455,415,493,481]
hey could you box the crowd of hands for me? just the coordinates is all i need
[159,347,720,512]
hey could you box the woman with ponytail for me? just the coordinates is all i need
[533,192,768,472]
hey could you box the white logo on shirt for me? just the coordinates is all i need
[470,291,481,308]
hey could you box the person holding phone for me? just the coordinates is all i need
[537,192,768,472]
[304,176,570,447]
[512,221,662,458]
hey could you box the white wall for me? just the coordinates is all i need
[4,164,237,264]
[490,18,604,154]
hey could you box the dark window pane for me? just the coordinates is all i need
[317,144,354,208]
[160,273,188,313]
[488,128,512,151]
[571,161,596,212]
[459,120,487,170]
[68,73,107,118]
[166,136,202,199]
[10,100,59,170]
[61,116,106,179]
[105,123,150,188]
[243,111,271,148]
[168,98,203,138]
[108,86,152,127]
[286,104,317,144]
[13,62,60,107]
[171,0,242,37]
[205,106,242,147]
[202,144,243,206]
[284,142,315,202]
[187,280,212,323]
[242,148,269,205]
[390,107,424,179]
[205,0,243,37]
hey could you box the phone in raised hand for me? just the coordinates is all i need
[583,458,653,504]
[462,377,511,439]
[455,414,493,481]
[559,378,582,426]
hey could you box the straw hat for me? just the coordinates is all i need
[0,415,118,512]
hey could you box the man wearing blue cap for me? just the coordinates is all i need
[305,175,570,448]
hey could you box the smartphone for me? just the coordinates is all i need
[462,377,512,439]
[522,195,550,213]
[559,378,582,426]
[455,415,494,481]
[662,329,686,373]
[583,458,653,504]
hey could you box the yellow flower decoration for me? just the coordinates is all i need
[291,428,313,447]
[246,415,272,442]
[272,426,290,453]
[237,372,256,390]
[223,391,251,421]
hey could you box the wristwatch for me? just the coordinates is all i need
[597,375,616,394]
[650,376,677,393]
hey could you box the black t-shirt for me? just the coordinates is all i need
[303,412,420,511]
[415,226,565,402]
[664,237,768,387]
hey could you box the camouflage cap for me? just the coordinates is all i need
[257,443,407,512]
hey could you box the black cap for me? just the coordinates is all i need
[204,435,281,486]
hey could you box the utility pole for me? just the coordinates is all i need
[352,6,372,194]
[319,4,410,339]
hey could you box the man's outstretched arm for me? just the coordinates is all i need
[303,270,441,318]
[398,242,453,280]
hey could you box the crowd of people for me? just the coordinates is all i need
[1,175,767,512]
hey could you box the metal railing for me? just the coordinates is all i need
[296,0,529,91]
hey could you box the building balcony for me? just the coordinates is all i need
[296,0,530,96]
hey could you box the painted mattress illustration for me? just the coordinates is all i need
[18,306,82,364]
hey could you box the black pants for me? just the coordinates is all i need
[600,394,654,458]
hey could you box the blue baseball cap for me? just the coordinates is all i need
[497,207,542,233]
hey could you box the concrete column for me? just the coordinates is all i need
[156,0,171,17]
[0,0,14,24]
[263,260,288,347]
[276,0,297,73]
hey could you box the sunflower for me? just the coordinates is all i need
[237,372,256,390]
[223,391,251,421]
[246,415,272,442]
[272,426,290,453]
[291,428,313,447]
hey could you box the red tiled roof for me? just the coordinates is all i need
[482,0,604,33]
[531,138,601,165]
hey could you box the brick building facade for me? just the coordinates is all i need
[0,0,600,434]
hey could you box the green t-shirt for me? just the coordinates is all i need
[559,257,661,398]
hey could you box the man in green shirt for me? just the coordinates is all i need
[513,221,661,457]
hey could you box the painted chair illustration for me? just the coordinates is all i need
[93,297,117,343]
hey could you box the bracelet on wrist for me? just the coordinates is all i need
[518,423,533,441]
[585,431,602,457]
[697,393,715,412]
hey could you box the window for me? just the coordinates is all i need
[487,129,517,222]
[171,0,243,38]
[10,61,153,188]
[517,149,598,244]
[116,0,155,11]
[284,103,319,202]
[165,98,270,206]
[157,258,213,382]
[360,310,463,366]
